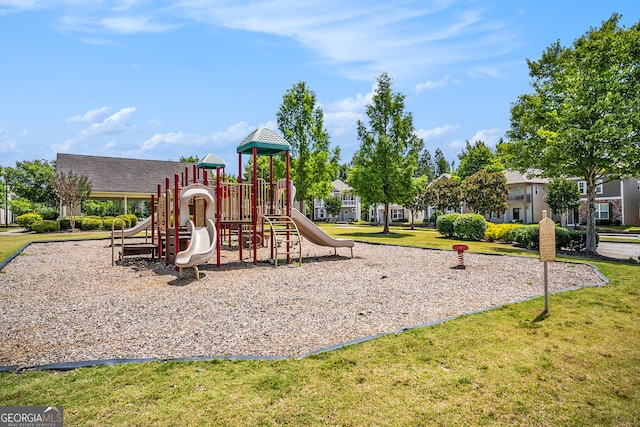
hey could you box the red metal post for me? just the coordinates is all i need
[238,153,243,261]
[216,166,221,267]
[285,150,291,264]
[252,147,258,265]
[174,174,180,266]
[165,178,170,265]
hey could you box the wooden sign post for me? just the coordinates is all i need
[539,210,556,314]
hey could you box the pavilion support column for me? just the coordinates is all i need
[124,196,128,215]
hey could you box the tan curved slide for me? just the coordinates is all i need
[290,208,354,256]
[110,214,155,238]
[175,219,217,280]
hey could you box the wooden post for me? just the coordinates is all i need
[539,210,556,314]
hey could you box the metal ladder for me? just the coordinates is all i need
[263,215,302,266]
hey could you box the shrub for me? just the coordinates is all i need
[484,223,519,243]
[513,225,539,249]
[10,198,34,217]
[59,218,71,230]
[554,226,570,250]
[31,220,60,233]
[436,213,459,237]
[17,213,43,230]
[428,210,443,223]
[566,230,600,251]
[33,204,59,220]
[453,213,487,241]
[80,218,103,230]
[123,214,137,227]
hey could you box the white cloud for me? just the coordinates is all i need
[100,15,178,34]
[416,124,458,141]
[66,106,110,123]
[148,119,163,127]
[53,107,137,153]
[414,75,450,94]
[137,132,190,152]
[321,91,372,136]
[448,139,466,149]
[210,122,257,144]
[468,128,504,147]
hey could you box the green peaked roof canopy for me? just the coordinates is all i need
[237,128,291,156]
[197,153,226,168]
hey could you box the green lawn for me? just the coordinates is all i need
[1,225,639,425]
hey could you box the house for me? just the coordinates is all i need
[493,171,552,224]
[567,177,640,226]
[55,153,198,216]
[312,179,361,222]
[368,203,425,224]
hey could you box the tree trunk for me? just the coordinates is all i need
[410,210,415,230]
[585,174,598,254]
[383,202,390,234]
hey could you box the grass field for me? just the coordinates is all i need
[1,224,639,426]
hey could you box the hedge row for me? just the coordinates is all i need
[16,214,140,233]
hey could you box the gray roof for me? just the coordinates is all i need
[56,153,197,196]
[332,179,352,192]
[197,153,226,169]
[237,128,291,155]
[504,170,549,185]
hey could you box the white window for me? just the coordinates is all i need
[514,186,522,196]
[595,203,609,220]
[578,181,586,195]
[490,212,500,219]
[391,209,405,220]
[595,179,603,195]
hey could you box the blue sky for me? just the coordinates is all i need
[1,1,638,176]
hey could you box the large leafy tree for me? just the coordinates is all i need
[323,195,343,223]
[426,176,463,212]
[3,159,57,207]
[433,148,450,176]
[462,170,509,215]
[348,72,423,233]
[456,140,501,179]
[51,171,92,229]
[277,81,339,215]
[504,14,640,253]
[544,178,581,227]
[416,149,435,181]
[401,175,428,230]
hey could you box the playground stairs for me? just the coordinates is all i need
[263,215,302,266]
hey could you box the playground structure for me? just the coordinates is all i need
[113,128,354,278]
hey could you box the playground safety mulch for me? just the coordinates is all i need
[0,239,604,370]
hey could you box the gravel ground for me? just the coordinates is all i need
[0,238,604,369]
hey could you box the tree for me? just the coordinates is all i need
[433,148,450,176]
[277,81,340,215]
[348,72,423,233]
[51,171,92,229]
[456,140,500,179]
[180,155,199,163]
[323,195,343,223]
[544,178,580,227]
[416,149,435,181]
[504,14,640,253]
[401,175,428,229]
[425,176,462,212]
[3,159,57,207]
[462,170,509,215]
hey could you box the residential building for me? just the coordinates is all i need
[312,179,361,222]
[494,171,552,224]
[568,177,640,226]
[368,203,426,224]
